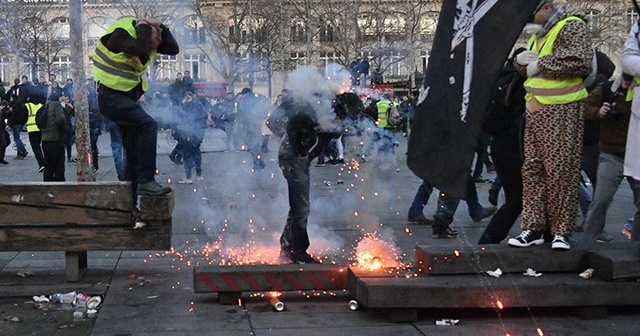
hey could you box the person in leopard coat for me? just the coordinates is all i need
[508,0,592,250]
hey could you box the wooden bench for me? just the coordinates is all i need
[0,182,173,281]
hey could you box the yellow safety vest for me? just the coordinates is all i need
[523,16,588,105]
[627,77,640,102]
[93,17,156,93]
[376,100,392,128]
[25,102,42,133]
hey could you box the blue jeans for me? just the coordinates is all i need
[11,124,27,156]
[408,181,434,218]
[107,121,125,181]
[279,140,313,259]
[578,180,592,219]
[583,153,631,241]
[434,175,482,221]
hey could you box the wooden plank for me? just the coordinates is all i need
[588,245,640,280]
[139,191,175,221]
[194,264,348,293]
[414,242,640,276]
[0,182,133,225]
[0,220,171,251]
[351,273,640,309]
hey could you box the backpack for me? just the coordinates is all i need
[387,104,401,126]
[481,70,519,137]
[35,103,48,129]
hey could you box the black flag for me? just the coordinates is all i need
[407,0,540,198]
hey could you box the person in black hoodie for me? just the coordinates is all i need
[273,91,343,264]
[40,91,70,181]
[478,48,527,244]
[0,100,11,164]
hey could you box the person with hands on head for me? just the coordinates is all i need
[93,17,179,202]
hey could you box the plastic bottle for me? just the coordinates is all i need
[74,293,90,321]
[50,291,77,304]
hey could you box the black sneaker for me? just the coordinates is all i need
[0,160,9,165]
[432,217,458,238]
[508,230,544,247]
[315,161,326,167]
[551,235,571,250]
[138,181,172,196]
[432,227,458,239]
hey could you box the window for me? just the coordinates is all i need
[156,55,177,81]
[387,50,409,78]
[421,12,439,35]
[319,22,335,42]
[358,14,379,39]
[290,52,307,66]
[319,51,340,77]
[585,10,599,36]
[419,50,429,73]
[51,17,70,39]
[185,17,206,45]
[229,17,248,44]
[383,14,405,36]
[184,54,206,81]
[52,56,71,80]
[290,19,306,43]
[628,8,639,31]
[0,57,10,84]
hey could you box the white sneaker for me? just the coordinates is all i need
[551,235,570,250]
[194,176,204,181]
[177,178,193,184]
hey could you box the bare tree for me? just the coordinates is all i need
[69,0,93,181]
[252,0,290,98]
[574,0,629,58]
[194,0,255,92]
[0,2,69,81]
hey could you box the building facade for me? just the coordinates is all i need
[0,0,634,97]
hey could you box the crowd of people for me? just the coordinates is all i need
[2,1,639,263]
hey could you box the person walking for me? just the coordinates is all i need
[93,17,179,199]
[24,93,46,172]
[618,18,640,241]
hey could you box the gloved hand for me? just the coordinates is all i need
[526,61,540,77]
[516,50,539,65]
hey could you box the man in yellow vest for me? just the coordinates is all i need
[507,0,591,250]
[25,93,46,172]
[374,93,399,159]
[93,18,179,198]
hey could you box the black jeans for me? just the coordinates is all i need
[42,141,66,181]
[98,87,159,201]
[28,131,45,168]
[478,136,523,244]
[279,140,313,259]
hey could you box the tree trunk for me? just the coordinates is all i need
[69,0,93,182]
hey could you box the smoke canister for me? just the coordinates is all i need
[269,297,284,312]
